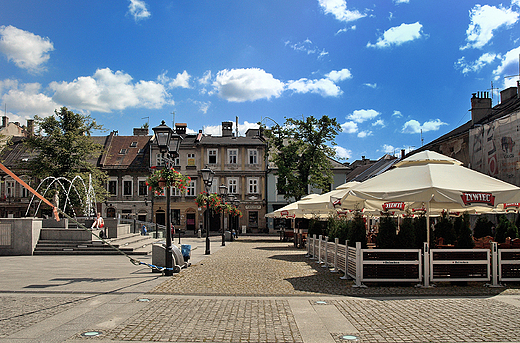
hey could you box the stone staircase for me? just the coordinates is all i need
[33,233,161,255]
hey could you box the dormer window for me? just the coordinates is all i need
[119,149,128,155]
[130,141,138,148]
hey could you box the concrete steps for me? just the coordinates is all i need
[33,233,160,255]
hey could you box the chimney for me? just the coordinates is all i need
[401,149,405,159]
[175,123,187,135]
[133,127,148,136]
[471,92,492,125]
[26,119,34,137]
[2,116,8,128]
[500,86,518,103]
[222,121,233,137]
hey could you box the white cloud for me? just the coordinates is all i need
[461,4,519,50]
[128,0,151,21]
[493,46,520,87]
[0,79,60,118]
[325,68,352,82]
[287,78,342,97]
[372,119,385,127]
[212,68,285,102]
[456,53,499,74]
[367,22,424,48]
[341,121,358,133]
[357,130,372,138]
[198,70,212,85]
[0,26,54,73]
[393,0,410,3]
[363,83,377,88]
[392,110,403,118]
[318,0,366,22]
[382,144,395,154]
[347,109,380,123]
[334,146,352,159]
[285,39,329,59]
[159,70,191,89]
[204,120,259,136]
[335,25,356,35]
[50,68,171,112]
[191,100,211,114]
[513,0,520,7]
[402,119,446,134]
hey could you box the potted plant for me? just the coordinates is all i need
[146,167,191,195]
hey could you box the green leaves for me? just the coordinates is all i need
[262,115,341,201]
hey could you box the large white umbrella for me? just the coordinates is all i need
[341,150,520,244]
[297,181,360,216]
[265,194,320,218]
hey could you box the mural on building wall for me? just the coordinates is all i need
[470,112,520,186]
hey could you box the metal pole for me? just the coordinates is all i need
[221,210,226,246]
[205,188,211,255]
[165,185,173,276]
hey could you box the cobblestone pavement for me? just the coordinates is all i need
[0,295,86,338]
[91,237,520,343]
[2,237,520,343]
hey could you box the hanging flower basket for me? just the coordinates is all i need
[146,167,191,195]
[196,192,242,217]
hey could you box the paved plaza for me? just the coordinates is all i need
[0,236,520,343]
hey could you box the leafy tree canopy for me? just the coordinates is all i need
[261,115,341,201]
[25,107,107,210]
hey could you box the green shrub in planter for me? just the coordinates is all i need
[495,215,519,243]
[377,214,397,248]
[397,216,416,249]
[435,212,456,245]
[326,215,349,243]
[347,211,367,248]
[455,212,474,248]
[473,216,493,239]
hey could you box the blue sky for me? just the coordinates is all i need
[1,0,520,161]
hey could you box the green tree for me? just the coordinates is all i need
[262,115,341,201]
[26,107,107,215]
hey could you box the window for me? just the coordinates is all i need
[130,141,138,148]
[248,149,258,164]
[174,157,180,166]
[108,179,117,196]
[138,180,148,196]
[119,149,128,155]
[156,153,165,167]
[248,178,258,194]
[6,180,14,197]
[172,209,181,226]
[228,149,238,164]
[21,183,29,198]
[123,179,132,196]
[208,149,217,164]
[172,186,182,196]
[186,180,196,196]
[187,153,196,166]
[276,176,285,195]
[248,211,258,228]
[228,178,238,194]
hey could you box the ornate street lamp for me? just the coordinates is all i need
[219,183,228,246]
[201,165,214,255]
[152,120,183,276]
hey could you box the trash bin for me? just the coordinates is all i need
[181,244,191,262]
[225,231,232,241]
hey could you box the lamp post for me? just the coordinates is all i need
[152,120,183,276]
[219,184,228,246]
[201,165,214,255]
